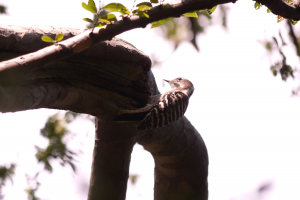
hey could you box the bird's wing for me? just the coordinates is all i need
[138,91,189,130]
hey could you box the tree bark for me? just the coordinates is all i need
[1,0,299,198]
[0,25,209,199]
[256,0,300,20]
[0,26,151,116]
[88,119,138,200]
[138,117,208,200]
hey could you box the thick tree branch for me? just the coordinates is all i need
[0,0,238,117]
[2,0,299,115]
[1,0,300,89]
[0,0,236,77]
[0,26,152,117]
[138,117,208,200]
[256,0,300,20]
[88,119,138,200]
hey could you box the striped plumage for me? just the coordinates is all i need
[138,90,189,130]
[138,77,194,130]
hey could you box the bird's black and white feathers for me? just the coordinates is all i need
[115,77,194,130]
[137,90,189,130]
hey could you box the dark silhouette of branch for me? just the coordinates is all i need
[256,0,300,20]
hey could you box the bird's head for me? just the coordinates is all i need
[163,77,194,97]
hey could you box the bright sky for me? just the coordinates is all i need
[1,0,300,200]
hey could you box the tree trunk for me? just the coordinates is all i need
[88,119,138,200]
[138,117,208,200]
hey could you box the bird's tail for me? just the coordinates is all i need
[114,104,153,122]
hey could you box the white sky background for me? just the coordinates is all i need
[0,0,300,200]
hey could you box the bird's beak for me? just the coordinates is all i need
[163,79,169,83]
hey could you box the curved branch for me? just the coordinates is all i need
[0,26,151,117]
[138,117,209,200]
[88,119,138,200]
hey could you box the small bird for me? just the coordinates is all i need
[138,77,194,130]
[115,77,194,130]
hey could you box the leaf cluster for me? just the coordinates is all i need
[268,35,295,81]
[0,164,15,200]
[82,1,128,28]
[82,0,218,29]
[24,174,41,200]
[41,33,64,45]
[35,112,79,173]
[259,20,300,96]
[0,164,15,186]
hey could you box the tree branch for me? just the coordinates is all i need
[256,0,300,20]
[0,0,236,79]
[138,117,208,200]
[88,119,138,200]
[0,26,152,117]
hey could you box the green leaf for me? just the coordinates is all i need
[207,6,217,15]
[289,19,298,25]
[41,36,54,43]
[87,0,97,12]
[150,0,159,3]
[55,33,64,42]
[151,17,174,28]
[184,12,198,18]
[82,0,97,14]
[99,13,117,23]
[132,10,149,18]
[99,10,110,18]
[103,3,130,15]
[272,70,277,76]
[96,22,106,27]
[83,18,94,23]
[267,8,271,13]
[136,2,152,11]
[254,2,262,10]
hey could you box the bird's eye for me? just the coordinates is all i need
[177,78,182,81]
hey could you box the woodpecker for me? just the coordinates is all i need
[137,77,194,130]
[115,77,194,130]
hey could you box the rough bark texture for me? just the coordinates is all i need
[0,26,151,117]
[138,119,209,200]
[88,119,138,200]
[2,0,297,199]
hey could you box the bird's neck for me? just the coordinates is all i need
[182,88,193,97]
[168,88,193,97]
